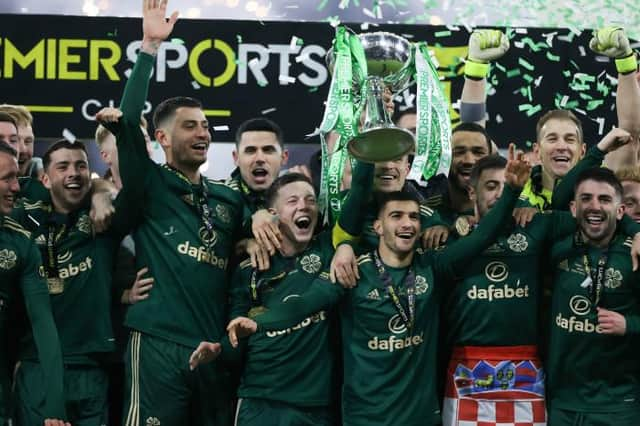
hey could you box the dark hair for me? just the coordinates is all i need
[0,141,17,157]
[0,112,18,130]
[265,172,314,208]
[235,118,284,147]
[152,97,203,129]
[376,190,420,217]
[470,155,507,189]
[392,107,416,125]
[574,167,623,201]
[536,109,583,143]
[452,122,492,151]
[43,139,88,170]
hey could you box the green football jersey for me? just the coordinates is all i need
[443,211,577,347]
[12,200,121,362]
[0,215,65,420]
[113,51,245,350]
[254,186,522,425]
[546,232,640,412]
[231,232,336,407]
[17,176,49,203]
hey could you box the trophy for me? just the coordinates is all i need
[327,32,416,162]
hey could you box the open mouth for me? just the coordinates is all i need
[252,168,268,178]
[191,142,208,153]
[64,182,82,190]
[294,216,312,230]
[377,174,397,182]
[551,155,570,165]
[396,231,415,240]
[585,213,604,226]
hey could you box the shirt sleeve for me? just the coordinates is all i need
[332,160,374,247]
[252,270,344,331]
[218,265,251,364]
[433,185,521,279]
[20,241,67,420]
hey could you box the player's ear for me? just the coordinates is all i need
[570,200,577,218]
[373,218,383,236]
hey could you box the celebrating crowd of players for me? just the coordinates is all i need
[1,1,640,425]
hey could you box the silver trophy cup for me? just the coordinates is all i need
[327,32,416,162]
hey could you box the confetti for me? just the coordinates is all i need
[213,126,229,131]
[261,108,277,115]
[191,81,200,89]
[546,52,560,62]
[279,75,296,84]
[170,38,184,45]
[518,58,535,71]
[62,129,76,143]
[435,30,452,37]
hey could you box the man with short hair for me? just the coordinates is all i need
[0,105,42,179]
[616,167,640,224]
[228,118,288,214]
[228,151,532,425]
[546,167,640,425]
[12,140,131,426]
[97,2,249,424]
[0,142,67,426]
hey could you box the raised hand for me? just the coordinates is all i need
[596,127,633,153]
[95,107,123,124]
[589,27,632,58]
[468,29,510,63]
[330,243,359,288]
[505,143,531,190]
[141,0,179,54]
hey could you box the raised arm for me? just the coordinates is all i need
[434,145,529,276]
[460,29,509,128]
[589,27,640,171]
[20,242,66,420]
[332,159,374,247]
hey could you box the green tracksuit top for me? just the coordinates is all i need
[113,51,245,350]
[12,200,122,362]
[254,185,522,426]
[0,215,65,419]
[546,232,640,412]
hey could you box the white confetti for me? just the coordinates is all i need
[62,129,76,143]
[578,46,586,56]
[289,36,299,51]
[595,55,610,63]
[360,22,370,30]
[515,28,528,34]
[594,117,605,135]
[295,53,309,63]
[445,25,460,31]
[261,108,277,115]
[213,125,229,131]
[496,114,503,123]
[534,76,543,87]
[560,96,569,107]
[191,81,200,89]
[279,75,296,84]
[514,41,524,49]
[401,34,415,39]
[27,214,40,227]
[362,8,376,19]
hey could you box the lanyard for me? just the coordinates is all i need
[372,250,416,332]
[575,232,608,308]
[249,258,296,306]
[43,220,67,279]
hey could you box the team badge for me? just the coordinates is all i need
[76,215,93,235]
[415,275,429,295]
[146,418,161,426]
[215,204,231,224]
[198,226,217,246]
[507,233,528,252]
[300,254,321,274]
[604,268,623,289]
[0,249,17,270]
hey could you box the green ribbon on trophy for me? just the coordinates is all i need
[408,42,452,182]
[317,27,451,219]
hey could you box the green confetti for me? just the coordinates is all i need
[569,82,590,91]
[308,86,319,93]
[525,104,542,116]
[236,34,242,43]
[587,100,604,110]
[435,30,452,37]
[525,141,532,147]
[258,80,268,87]
[296,38,305,46]
[563,70,571,77]
[546,52,560,62]
[506,69,521,78]
[170,38,184,45]
[574,73,596,83]
[578,92,593,100]
[518,58,535,72]
[522,74,534,84]
[569,60,580,70]
[317,0,329,11]
[107,29,118,37]
[494,62,506,73]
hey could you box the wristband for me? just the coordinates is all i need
[460,102,487,123]
[615,53,637,75]
[464,59,490,79]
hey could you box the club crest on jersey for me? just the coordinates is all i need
[388,314,407,334]
[569,295,591,316]
[198,226,217,246]
[76,215,93,235]
[57,250,72,264]
[146,417,161,426]
[300,254,321,274]
[215,204,231,224]
[484,261,509,283]
[0,249,17,270]
[604,268,623,289]
[507,233,528,252]
[415,275,429,295]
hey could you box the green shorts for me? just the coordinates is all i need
[15,361,108,426]
[235,398,332,426]
[548,405,640,426]
[123,331,232,426]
